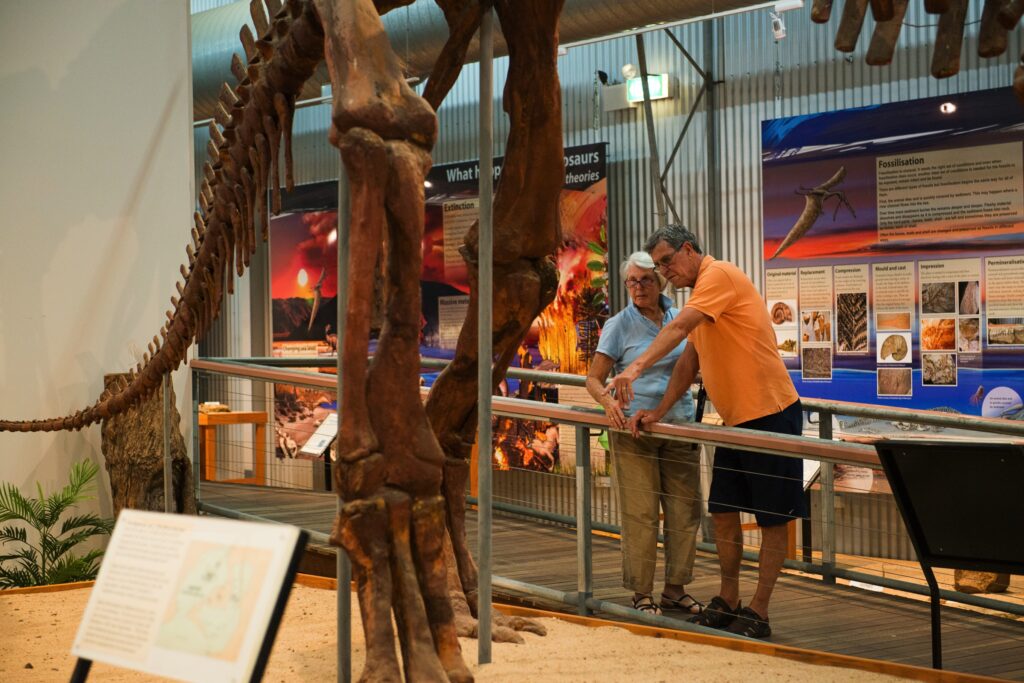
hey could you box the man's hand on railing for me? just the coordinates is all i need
[606,364,642,408]
[627,408,665,437]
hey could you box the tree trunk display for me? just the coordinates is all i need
[100,373,196,516]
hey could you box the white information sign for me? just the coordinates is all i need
[72,510,304,683]
[298,412,338,458]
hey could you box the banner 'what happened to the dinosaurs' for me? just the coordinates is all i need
[266,143,609,474]
[761,87,1024,421]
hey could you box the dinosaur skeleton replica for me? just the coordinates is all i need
[3,0,1024,679]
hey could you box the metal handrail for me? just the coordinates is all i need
[190,358,1024,620]
[190,358,880,467]
[199,356,1024,438]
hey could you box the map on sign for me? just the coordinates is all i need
[157,544,273,660]
[72,510,306,683]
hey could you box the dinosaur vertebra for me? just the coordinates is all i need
[0,0,324,433]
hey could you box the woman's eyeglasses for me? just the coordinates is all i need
[625,276,657,288]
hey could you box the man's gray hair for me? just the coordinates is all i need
[619,251,667,287]
[643,223,703,255]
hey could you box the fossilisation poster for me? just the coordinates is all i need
[761,88,1024,418]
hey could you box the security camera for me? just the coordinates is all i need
[771,12,786,41]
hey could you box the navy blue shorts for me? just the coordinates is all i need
[707,400,809,527]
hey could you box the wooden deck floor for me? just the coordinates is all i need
[202,482,1024,680]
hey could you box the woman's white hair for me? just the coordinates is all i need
[619,251,666,288]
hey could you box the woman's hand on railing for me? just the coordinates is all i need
[627,408,665,437]
[600,396,627,431]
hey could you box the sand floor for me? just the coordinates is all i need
[1,584,908,682]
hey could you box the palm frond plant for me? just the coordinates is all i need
[0,460,113,588]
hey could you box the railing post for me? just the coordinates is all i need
[818,410,836,585]
[162,373,173,513]
[191,369,201,509]
[575,426,593,615]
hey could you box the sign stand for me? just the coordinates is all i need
[874,440,1024,670]
[69,511,309,683]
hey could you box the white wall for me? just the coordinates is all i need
[0,1,195,521]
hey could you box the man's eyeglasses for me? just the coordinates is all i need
[625,276,657,289]
[654,244,683,272]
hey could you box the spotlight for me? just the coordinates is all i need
[770,12,786,41]
[423,180,433,188]
[621,63,638,80]
[940,102,957,114]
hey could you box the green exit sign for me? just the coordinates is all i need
[626,74,671,103]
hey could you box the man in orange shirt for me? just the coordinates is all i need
[610,223,806,639]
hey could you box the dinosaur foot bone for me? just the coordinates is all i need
[332,490,471,682]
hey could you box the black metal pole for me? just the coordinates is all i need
[922,564,943,669]
[69,658,92,683]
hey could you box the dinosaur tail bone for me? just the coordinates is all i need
[1,0,324,433]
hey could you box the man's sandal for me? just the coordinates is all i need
[688,595,738,629]
[631,594,663,616]
[660,592,704,614]
[724,606,771,638]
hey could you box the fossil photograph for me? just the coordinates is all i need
[769,300,796,326]
[988,318,1024,345]
[802,347,833,380]
[876,311,911,331]
[959,318,980,353]
[958,280,980,315]
[775,328,798,357]
[877,368,912,396]
[922,352,957,385]
[877,333,911,363]
[836,293,868,353]
[801,310,832,343]
[921,318,956,351]
[921,282,956,314]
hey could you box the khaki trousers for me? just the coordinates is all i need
[610,431,701,594]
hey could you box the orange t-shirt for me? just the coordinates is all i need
[685,257,798,426]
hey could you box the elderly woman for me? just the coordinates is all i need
[586,251,703,616]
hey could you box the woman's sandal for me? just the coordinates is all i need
[631,594,663,616]
[660,592,704,614]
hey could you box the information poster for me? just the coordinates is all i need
[265,144,610,472]
[72,511,304,683]
[762,88,1024,417]
[420,144,609,473]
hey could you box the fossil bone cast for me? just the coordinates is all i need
[6,0,1024,678]
[814,0,1024,103]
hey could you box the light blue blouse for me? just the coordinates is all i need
[596,293,695,424]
